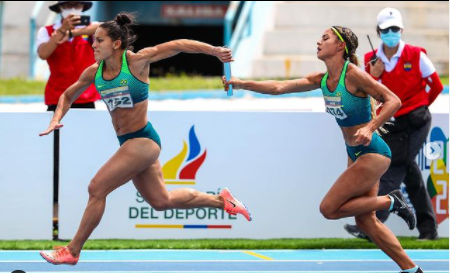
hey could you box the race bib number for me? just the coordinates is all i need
[101,86,134,112]
[324,96,347,120]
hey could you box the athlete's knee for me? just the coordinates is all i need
[150,197,171,211]
[319,202,339,220]
[87,179,107,199]
[151,202,170,211]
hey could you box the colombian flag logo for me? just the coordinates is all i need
[404,62,412,72]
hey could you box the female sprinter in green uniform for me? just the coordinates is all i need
[39,13,251,265]
[223,26,422,273]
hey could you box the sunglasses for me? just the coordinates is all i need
[380,26,401,34]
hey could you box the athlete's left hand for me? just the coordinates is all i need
[39,120,64,137]
[213,47,234,63]
[354,126,374,146]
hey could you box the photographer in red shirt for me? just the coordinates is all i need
[37,1,100,110]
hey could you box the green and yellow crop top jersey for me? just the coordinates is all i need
[320,61,372,127]
[95,51,149,112]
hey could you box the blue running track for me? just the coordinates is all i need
[0,249,448,273]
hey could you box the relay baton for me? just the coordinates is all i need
[224,62,233,96]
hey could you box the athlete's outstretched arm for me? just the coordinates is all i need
[222,72,324,95]
[347,65,402,145]
[39,64,97,136]
[136,39,233,64]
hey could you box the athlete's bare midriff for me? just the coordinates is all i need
[340,121,372,147]
[110,100,149,136]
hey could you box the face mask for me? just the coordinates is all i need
[380,29,401,48]
[61,8,82,18]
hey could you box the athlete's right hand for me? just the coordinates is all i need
[61,14,81,32]
[214,47,234,63]
[39,121,64,136]
[222,76,242,91]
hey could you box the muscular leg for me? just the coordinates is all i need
[356,187,416,270]
[321,154,416,270]
[68,138,161,256]
[320,154,392,219]
[132,160,224,211]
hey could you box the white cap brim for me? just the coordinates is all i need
[379,19,404,29]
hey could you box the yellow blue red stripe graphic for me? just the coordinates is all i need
[136,224,231,229]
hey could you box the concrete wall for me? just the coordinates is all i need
[0,1,52,78]
[1,1,448,79]
[247,1,449,78]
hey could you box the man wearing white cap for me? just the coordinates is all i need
[345,7,443,248]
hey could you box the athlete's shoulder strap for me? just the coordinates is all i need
[95,61,104,80]
[321,72,329,90]
[121,50,132,76]
[339,60,350,87]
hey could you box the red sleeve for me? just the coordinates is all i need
[45,25,55,36]
[424,72,444,106]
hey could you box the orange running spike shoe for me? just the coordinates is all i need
[220,188,252,221]
[40,246,79,265]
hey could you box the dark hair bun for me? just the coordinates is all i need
[100,12,137,50]
[115,13,132,26]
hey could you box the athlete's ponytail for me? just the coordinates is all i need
[100,12,137,51]
[348,53,359,67]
